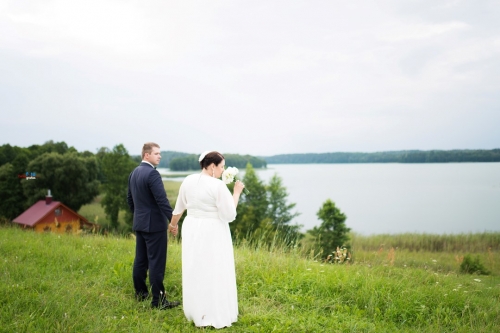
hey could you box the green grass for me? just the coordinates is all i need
[1,227,499,332]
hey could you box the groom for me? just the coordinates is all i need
[127,142,179,309]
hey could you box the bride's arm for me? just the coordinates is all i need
[232,180,245,208]
[170,213,183,228]
[169,212,184,236]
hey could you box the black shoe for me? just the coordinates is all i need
[152,300,180,310]
[135,292,150,302]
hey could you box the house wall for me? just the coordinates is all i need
[34,205,84,234]
[34,220,81,234]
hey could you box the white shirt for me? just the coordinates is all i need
[141,160,155,168]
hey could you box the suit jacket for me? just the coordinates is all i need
[127,162,173,232]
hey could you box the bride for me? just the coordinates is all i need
[169,151,245,329]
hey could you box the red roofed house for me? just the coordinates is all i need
[13,190,95,234]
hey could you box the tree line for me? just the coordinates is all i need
[263,149,500,164]
[0,141,136,231]
[0,141,351,259]
[169,153,267,171]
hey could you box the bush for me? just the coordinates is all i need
[459,254,490,275]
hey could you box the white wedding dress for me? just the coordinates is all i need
[173,173,238,329]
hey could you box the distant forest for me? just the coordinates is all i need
[166,153,267,171]
[262,149,500,164]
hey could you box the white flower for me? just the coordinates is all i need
[222,167,239,184]
[474,279,481,282]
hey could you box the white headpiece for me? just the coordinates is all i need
[198,151,212,162]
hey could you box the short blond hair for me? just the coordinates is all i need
[142,142,160,159]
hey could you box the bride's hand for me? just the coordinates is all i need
[168,223,178,237]
[234,180,245,194]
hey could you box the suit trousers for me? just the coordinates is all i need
[133,230,167,306]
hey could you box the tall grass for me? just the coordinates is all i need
[1,226,499,332]
[351,232,500,252]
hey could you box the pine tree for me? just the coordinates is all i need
[308,199,350,258]
[230,164,301,245]
[230,163,268,240]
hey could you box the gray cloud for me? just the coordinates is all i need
[1,0,499,155]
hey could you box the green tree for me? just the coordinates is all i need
[307,199,350,258]
[267,174,299,227]
[100,144,136,230]
[266,174,302,242]
[169,154,267,171]
[231,164,269,240]
[25,141,74,161]
[0,163,28,220]
[230,164,301,245]
[22,152,100,212]
[0,144,18,166]
[169,155,199,171]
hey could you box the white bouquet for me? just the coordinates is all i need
[222,166,249,194]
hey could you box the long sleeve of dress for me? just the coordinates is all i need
[216,181,237,223]
[173,181,187,215]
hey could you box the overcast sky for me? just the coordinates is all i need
[1,0,499,156]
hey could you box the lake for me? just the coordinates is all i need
[160,163,500,235]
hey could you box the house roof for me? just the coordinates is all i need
[13,200,92,227]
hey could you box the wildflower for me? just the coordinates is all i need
[432,260,437,263]
[473,279,481,282]
[306,268,311,271]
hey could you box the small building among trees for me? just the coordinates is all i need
[12,190,95,234]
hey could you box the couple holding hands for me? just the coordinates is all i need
[127,143,245,329]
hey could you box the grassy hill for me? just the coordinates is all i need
[1,227,499,332]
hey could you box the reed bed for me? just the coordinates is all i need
[351,232,500,252]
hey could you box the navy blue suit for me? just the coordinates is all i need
[127,162,173,306]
